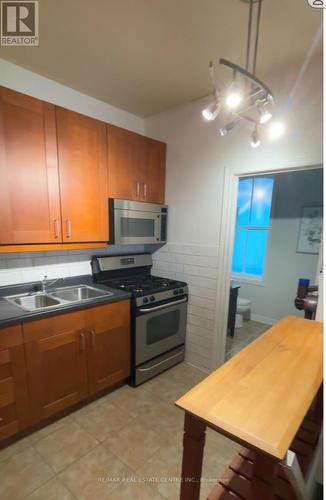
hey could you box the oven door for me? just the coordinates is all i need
[114,209,162,244]
[135,298,187,366]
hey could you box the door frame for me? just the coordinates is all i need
[211,162,322,371]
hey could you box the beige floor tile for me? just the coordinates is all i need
[108,480,164,499]
[59,444,132,500]
[0,447,54,500]
[0,434,34,463]
[74,400,134,441]
[25,477,75,500]
[136,400,185,438]
[141,374,190,403]
[136,438,183,498]
[103,419,168,471]
[104,384,163,417]
[35,420,98,472]
[0,416,74,463]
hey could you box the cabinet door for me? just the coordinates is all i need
[0,87,62,244]
[140,137,166,203]
[56,108,108,242]
[23,311,88,422]
[0,325,29,441]
[107,124,141,201]
[86,301,130,395]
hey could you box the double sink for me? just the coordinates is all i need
[4,285,113,312]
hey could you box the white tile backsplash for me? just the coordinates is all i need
[152,242,219,372]
[0,245,146,286]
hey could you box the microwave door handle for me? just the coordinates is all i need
[139,297,187,313]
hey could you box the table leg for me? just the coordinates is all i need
[252,451,278,499]
[180,412,206,500]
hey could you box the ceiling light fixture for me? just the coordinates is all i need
[202,100,220,121]
[249,126,261,148]
[201,0,285,146]
[259,103,272,124]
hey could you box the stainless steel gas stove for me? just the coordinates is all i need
[91,254,188,386]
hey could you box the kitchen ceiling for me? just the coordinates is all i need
[0,0,322,117]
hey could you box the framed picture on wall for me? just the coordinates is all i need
[296,206,322,254]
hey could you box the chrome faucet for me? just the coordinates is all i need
[41,275,63,293]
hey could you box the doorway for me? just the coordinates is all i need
[212,165,323,369]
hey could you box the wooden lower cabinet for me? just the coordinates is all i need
[0,325,29,441]
[22,300,130,426]
[87,301,130,395]
[23,310,88,423]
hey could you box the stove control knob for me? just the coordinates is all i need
[173,289,179,295]
[143,297,149,304]
[150,296,155,302]
[179,289,184,294]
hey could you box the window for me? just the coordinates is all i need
[232,177,274,279]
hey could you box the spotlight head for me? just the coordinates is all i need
[202,100,220,121]
[218,127,228,137]
[226,92,242,109]
[218,119,239,137]
[268,121,285,140]
[259,106,272,124]
[249,127,261,148]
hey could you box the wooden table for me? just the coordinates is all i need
[175,316,323,499]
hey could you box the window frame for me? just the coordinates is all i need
[231,177,274,284]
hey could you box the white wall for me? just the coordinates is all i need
[0,59,144,134]
[144,55,323,370]
[238,169,323,325]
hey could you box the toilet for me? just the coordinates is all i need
[235,297,251,328]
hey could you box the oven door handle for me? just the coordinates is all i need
[139,297,187,313]
[138,350,184,372]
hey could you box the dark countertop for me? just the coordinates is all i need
[0,275,131,328]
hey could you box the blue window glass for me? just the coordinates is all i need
[244,230,269,275]
[250,178,274,226]
[232,177,274,277]
[232,228,246,273]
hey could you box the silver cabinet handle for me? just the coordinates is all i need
[143,183,147,198]
[66,219,72,238]
[53,219,60,239]
[79,332,86,351]
[136,182,140,197]
[139,297,187,313]
[90,330,96,349]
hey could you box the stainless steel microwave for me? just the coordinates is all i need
[109,199,168,245]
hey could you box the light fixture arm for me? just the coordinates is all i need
[219,58,274,103]
[252,0,263,76]
[246,0,254,71]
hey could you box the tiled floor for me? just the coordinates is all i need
[225,320,270,361]
[0,362,240,500]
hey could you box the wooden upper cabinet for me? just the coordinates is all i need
[0,87,62,244]
[0,325,30,440]
[107,124,140,200]
[107,124,166,204]
[23,310,88,423]
[86,300,130,395]
[56,108,108,242]
[140,137,166,204]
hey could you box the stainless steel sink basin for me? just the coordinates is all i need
[4,285,113,312]
[6,293,61,311]
[51,285,112,302]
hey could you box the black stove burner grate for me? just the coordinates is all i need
[104,275,185,296]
